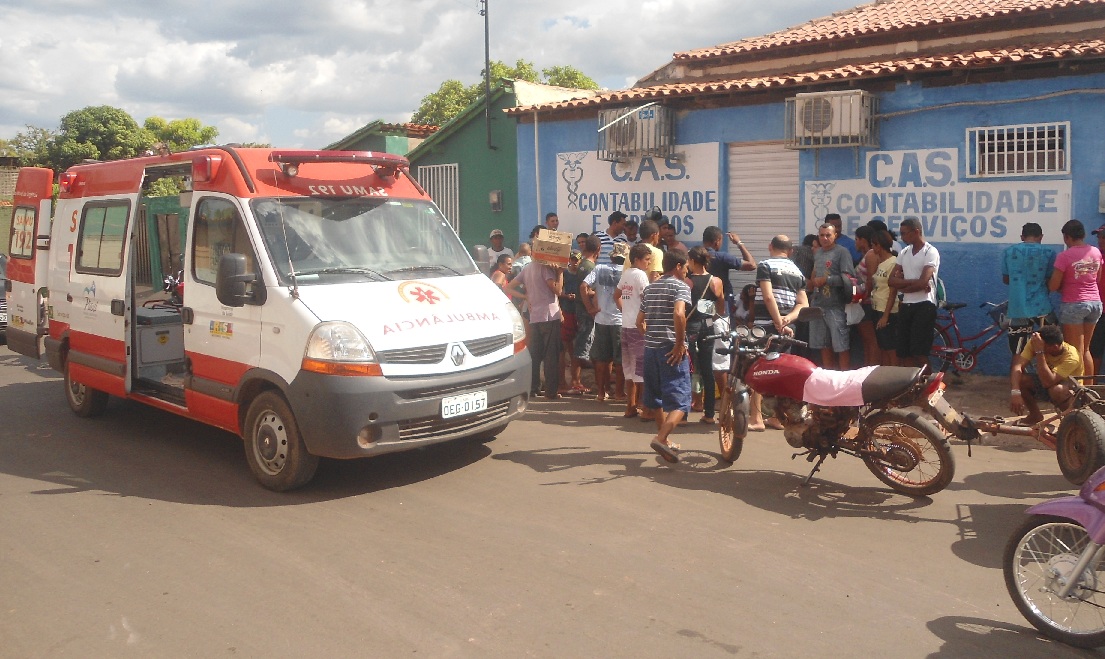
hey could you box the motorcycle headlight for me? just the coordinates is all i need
[302,321,382,376]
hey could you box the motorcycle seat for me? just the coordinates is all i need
[860,366,925,404]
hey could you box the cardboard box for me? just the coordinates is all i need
[532,228,573,266]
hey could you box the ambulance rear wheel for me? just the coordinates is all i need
[244,392,319,491]
[64,360,108,418]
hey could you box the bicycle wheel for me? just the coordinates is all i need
[1004,515,1105,648]
[929,327,956,374]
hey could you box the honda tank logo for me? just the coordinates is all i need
[754,369,780,376]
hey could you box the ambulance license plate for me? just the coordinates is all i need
[441,391,487,419]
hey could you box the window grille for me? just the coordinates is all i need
[417,164,460,232]
[966,122,1069,177]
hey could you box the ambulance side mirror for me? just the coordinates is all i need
[216,254,266,307]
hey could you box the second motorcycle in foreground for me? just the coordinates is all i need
[711,309,980,497]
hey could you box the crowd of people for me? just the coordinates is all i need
[484,207,1105,461]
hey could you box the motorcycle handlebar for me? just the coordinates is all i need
[768,334,807,349]
[699,330,808,350]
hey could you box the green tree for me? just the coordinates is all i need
[542,65,599,90]
[47,105,153,171]
[1,126,55,167]
[411,79,479,127]
[411,59,598,126]
[144,116,219,153]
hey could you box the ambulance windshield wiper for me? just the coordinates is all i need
[290,267,392,281]
[385,265,461,276]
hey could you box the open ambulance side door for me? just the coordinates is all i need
[6,168,54,359]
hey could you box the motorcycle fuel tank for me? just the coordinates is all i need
[746,352,816,399]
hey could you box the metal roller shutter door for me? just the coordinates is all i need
[726,143,799,292]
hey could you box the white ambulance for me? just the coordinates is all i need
[5,148,530,490]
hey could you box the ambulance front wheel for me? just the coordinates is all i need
[64,360,108,418]
[243,391,319,491]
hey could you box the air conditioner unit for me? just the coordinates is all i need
[597,106,674,162]
[786,90,878,149]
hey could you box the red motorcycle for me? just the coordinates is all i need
[712,311,979,496]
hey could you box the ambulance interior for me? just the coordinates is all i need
[131,166,192,402]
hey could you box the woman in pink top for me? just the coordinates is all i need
[1049,219,1102,377]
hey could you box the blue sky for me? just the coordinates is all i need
[0,0,859,149]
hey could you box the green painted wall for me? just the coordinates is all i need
[409,93,520,252]
[384,134,413,156]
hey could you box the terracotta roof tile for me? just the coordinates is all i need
[677,0,1102,60]
[378,122,440,138]
[507,39,1105,114]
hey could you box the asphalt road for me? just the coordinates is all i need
[0,349,1097,658]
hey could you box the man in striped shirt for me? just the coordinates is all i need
[636,249,692,462]
[595,210,628,264]
[754,235,808,334]
[749,235,809,431]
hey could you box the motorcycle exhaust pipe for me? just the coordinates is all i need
[922,373,980,455]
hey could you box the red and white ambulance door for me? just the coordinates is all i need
[58,195,138,398]
[6,168,54,359]
[181,194,263,432]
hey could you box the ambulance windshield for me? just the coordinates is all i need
[251,197,477,284]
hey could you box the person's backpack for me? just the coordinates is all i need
[934,276,947,308]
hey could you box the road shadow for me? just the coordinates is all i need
[925,615,1099,657]
[947,502,1031,569]
[950,469,1073,500]
[0,378,491,506]
[492,444,942,523]
[524,396,680,431]
[0,349,62,379]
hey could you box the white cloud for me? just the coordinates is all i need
[0,0,859,148]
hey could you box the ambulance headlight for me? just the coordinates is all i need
[505,301,525,343]
[302,321,382,376]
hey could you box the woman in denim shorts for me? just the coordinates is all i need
[1049,219,1102,377]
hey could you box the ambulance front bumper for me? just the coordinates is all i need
[286,351,531,459]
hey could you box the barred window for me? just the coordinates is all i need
[966,122,1069,177]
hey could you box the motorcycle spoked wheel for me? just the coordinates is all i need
[859,409,954,496]
[1004,515,1105,648]
[717,387,747,464]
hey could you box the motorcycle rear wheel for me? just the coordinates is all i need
[1004,515,1105,648]
[717,387,746,464]
[860,409,954,496]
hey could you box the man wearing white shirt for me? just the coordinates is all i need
[486,229,513,275]
[889,217,940,367]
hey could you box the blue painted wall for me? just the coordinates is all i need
[516,71,1105,375]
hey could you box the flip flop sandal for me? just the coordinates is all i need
[650,440,680,463]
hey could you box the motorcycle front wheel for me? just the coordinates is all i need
[717,386,747,464]
[859,409,954,496]
[1004,515,1105,648]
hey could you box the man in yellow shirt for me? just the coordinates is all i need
[1010,324,1081,424]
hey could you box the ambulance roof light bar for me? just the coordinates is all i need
[269,150,409,179]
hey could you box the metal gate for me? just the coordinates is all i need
[417,163,460,232]
[726,142,799,291]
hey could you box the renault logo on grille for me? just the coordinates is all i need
[450,344,465,366]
